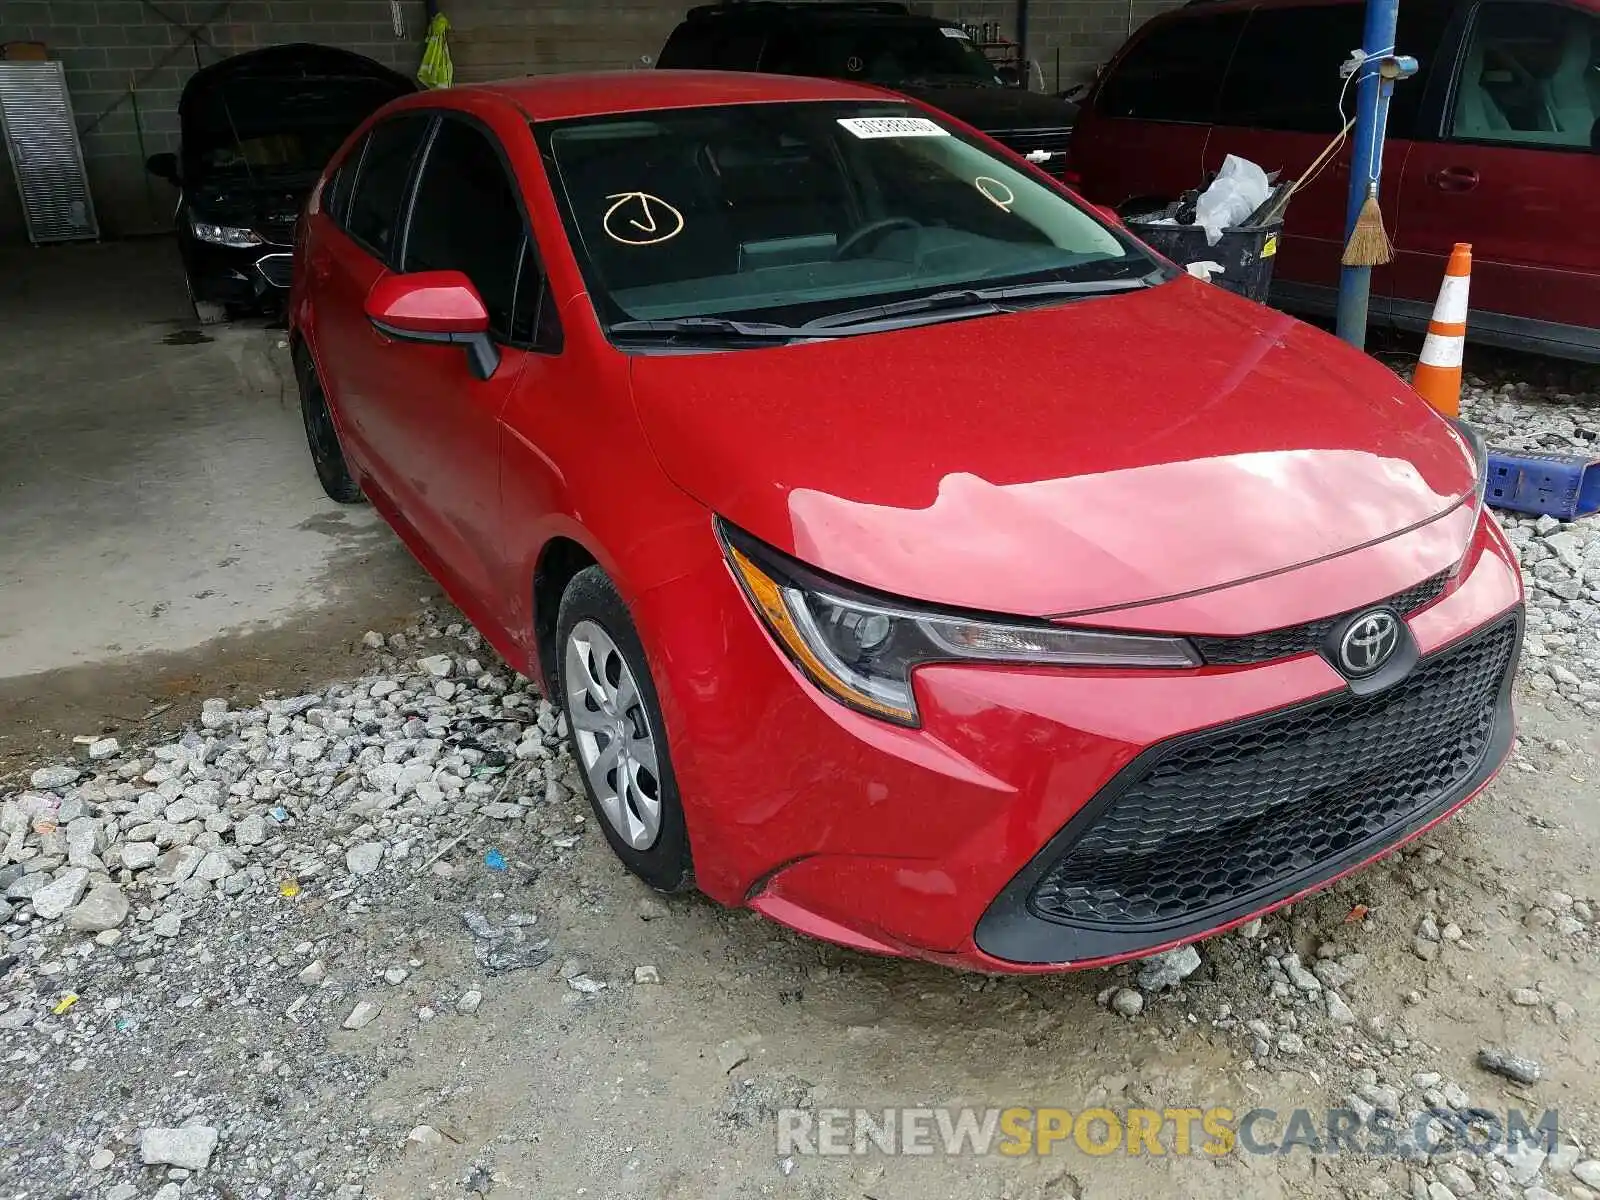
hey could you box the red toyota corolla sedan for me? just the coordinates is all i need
[289,71,1523,972]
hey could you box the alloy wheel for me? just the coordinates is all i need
[564,619,663,850]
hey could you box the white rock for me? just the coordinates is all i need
[88,737,120,761]
[29,765,79,790]
[122,842,160,871]
[106,1184,138,1200]
[297,959,326,986]
[88,1148,115,1171]
[1436,1162,1476,1195]
[152,912,182,938]
[417,654,453,677]
[346,841,384,876]
[1503,1138,1547,1185]
[383,966,409,985]
[406,1124,443,1148]
[31,867,90,919]
[1136,944,1201,991]
[456,989,483,1014]
[716,1038,749,1073]
[1325,990,1356,1024]
[192,851,234,882]
[140,1125,219,1170]
[65,884,129,932]
[234,814,268,847]
[1575,1162,1600,1188]
[633,965,661,985]
[343,1000,381,1029]
[1110,987,1144,1018]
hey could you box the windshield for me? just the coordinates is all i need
[764,23,1003,86]
[537,101,1158,336]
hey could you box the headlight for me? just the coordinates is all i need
[191,220,263,248]
[1451,417,1489,515]
[719,521,1200,726]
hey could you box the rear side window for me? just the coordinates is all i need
[1217,6,1367,132]
[403,117,558,349]
[322,136,366,227]
[1095,14,1247,122]
[345,114,429,261]
[1449,1,1599,146]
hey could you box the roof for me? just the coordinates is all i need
[473,69,898,122]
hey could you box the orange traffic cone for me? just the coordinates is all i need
[1412,243,1472,418]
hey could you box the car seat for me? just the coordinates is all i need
[1544,11,1599,145]
[1453,36,1516,138]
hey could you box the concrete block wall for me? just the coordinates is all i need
[445,0,686,82]
[0,0,425,243]
[920,0,1182,92]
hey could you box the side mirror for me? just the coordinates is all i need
[146,152,179,185]
[364,270,500,380]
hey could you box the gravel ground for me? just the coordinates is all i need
[2,360,1596,1200]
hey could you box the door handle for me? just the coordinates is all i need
[1429,166,1480,192]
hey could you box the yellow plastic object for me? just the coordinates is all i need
[418,14,453,89]
[279,879,301,899]
[53,992,79,1015]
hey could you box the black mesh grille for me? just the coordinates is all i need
[1029,616,1517,929]
[1193,571,1451,666]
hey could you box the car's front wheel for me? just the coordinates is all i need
[556,566,693,893]
[295,350,364,504]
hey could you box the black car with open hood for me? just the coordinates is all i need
[146,43,416,321]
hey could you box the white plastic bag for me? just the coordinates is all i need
[1193,155,1270,246]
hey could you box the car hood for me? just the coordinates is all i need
[179,43,415,169]
[894,83,1078,132]
[627,278,1476,618]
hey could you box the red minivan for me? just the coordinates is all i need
[1071,0,1599,362]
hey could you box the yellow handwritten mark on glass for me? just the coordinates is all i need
[603,192,686,246]
[974,176,1016,212]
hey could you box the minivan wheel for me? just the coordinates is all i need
[556,567,693,893]
[295,352,364,504]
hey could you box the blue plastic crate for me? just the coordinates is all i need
[1484,448,1600,520]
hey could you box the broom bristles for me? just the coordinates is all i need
[1342,194,1394,267]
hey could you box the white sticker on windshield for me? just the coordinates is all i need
[940,25,970,38]
[836,116,950,139]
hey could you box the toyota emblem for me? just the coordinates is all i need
[1338,610,1401,676]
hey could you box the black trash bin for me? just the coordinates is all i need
[1124,218,1284,303]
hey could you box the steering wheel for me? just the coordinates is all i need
[834,216,922,260]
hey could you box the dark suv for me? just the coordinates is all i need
[656,1,1079,175]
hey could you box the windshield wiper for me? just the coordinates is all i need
[802,273,1158,332]
[607,317,820,341]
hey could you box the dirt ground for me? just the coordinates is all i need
[3,604,1594,1200]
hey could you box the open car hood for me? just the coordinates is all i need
[628,278,1477,618]
[178,43,416,171]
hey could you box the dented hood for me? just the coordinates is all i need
[628,278,1476,617]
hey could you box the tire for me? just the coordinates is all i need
[295,351,364,504]
[193,299,228,326]
[555,567,693,893]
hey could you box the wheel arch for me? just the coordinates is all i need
[532,536,600,695]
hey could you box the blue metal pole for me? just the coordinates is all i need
[1334,0,1402,349]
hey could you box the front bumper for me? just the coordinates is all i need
[182,236,294,309]
[632,506,1523,973]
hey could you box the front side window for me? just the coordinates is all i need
[404,116,550,345]
[1217,7,1367,133]
[762,23,1003,86]
[1450,2,1598,147]
[1095,15,1246,123]
[344,114,429,260]
[537,101,1157,338]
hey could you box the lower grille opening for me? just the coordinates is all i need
[1028,615,1519,930]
